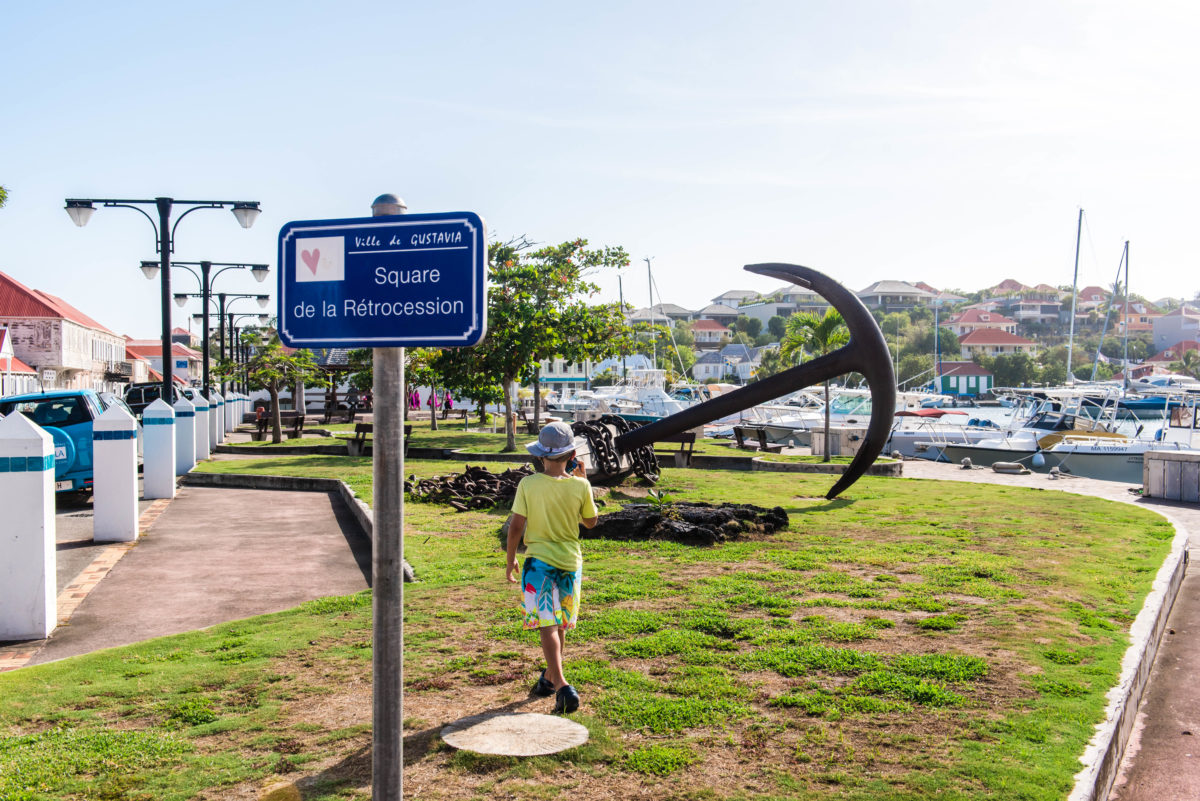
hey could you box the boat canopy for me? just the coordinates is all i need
[895,409,969,418]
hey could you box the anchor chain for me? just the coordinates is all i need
[571,415,659,482]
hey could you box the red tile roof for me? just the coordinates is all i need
[958,329,1035,346]
[938,360,993,376]
[1,354,36,374]
[948,309,1017,326]
[0,271,115,334]
[691,319,731,332]
[1148,340,1200,362]
[988,279,1029,294]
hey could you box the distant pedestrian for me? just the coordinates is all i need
[442,392,453,419]
[364,389,373,411]
[347,388,360,420]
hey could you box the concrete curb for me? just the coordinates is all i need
[1069,511,1190,801]
[749,457,903,476]
[182,472,415,581]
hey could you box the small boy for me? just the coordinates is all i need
[506,421,598,713]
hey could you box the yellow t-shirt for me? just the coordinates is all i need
[511,473,598,572]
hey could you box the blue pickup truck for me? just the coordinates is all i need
[0,389,140,494]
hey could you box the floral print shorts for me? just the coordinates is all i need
[520,557,581,630]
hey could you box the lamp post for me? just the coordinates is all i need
[64,197,261,402]
[145,260,268,394]
[229,313,270,394]
[175,290,269,393]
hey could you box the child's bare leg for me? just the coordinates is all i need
[539,626,568,689]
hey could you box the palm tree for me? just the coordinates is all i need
[1171,349,1200,380]
[781,309,849,462]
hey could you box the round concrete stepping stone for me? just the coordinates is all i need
[441,712,589,756]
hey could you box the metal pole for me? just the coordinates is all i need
[156,198,174,403]
[217,294,228,395]
[200,261,212,395]
[371,194,406,801]
[1066,208,1083,382]
[618,274,627,381]
[645,257,655,368]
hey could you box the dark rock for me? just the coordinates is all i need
[583,502,789,546]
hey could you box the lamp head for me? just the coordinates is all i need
[258,314,270,325]
[231,202,261,229]
[256,295,269,309]
[65,200,95,227]
[139,260,161,280]
[250,264,270,283]
[371,193,407,216]
[173,294,190,309]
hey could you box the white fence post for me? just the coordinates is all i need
[224,392,238,435]
[193,394,210,461]
[208,391,222,451]
[174,395,196,475]
[142,399,175,500]
[93,404,139,543]
[0,412,56,640]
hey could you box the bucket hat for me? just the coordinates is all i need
[526,421,576,459]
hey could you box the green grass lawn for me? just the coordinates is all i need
[0,461,1174,800]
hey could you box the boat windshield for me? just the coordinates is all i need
[829,394,873,415]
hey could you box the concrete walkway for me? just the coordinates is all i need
[900,461,1198,801]
[14,483,371,667]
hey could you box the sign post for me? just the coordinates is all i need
[279,197,486,800]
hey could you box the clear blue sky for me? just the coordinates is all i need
[1,1,1196,338]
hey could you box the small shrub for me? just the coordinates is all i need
[850,671,964,707]
[624,744,696,776]
[165,697,218,726]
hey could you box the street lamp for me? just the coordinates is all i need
[144,260,269,394]
[229,312,270,393]
[175,290,270,393]
[63,196,261,402]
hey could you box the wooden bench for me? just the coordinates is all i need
[252,410,305,440]
[654,431,696,468]
[732,425,784,454]
[341,422,412,456]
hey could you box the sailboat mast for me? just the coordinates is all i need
[1122,240,1130,391]
[1065,208,1083,382]
[645,257,656,368]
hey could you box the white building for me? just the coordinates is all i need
[709,290,761,309]
[0,328,40,395]
[0,270,129,392]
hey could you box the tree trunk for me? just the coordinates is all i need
[270,382,284,444]
[532,365,542,433]
[822,380,831,463]
[429,387,439,431]
[503,380,516,452]
[295,379,304,419]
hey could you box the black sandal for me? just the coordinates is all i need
[532,669,555,698]
[553,684,580,714]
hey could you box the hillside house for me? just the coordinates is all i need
[958,329,1036,359]
[934,361,994,396]
[692,319,732,350]
[695,303,741,327]
[946,309,1017,337]
[1153,306,1200,352]
[857,281,935,311]
[709,290,760,309]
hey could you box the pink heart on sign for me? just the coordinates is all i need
[301,249,321,274]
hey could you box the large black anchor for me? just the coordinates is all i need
[613,263,896,500]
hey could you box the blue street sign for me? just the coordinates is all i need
[277,211,487,348]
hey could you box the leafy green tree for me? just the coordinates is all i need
[753,347,789,380]
[434,347,504,426]
[989,353,1038,388]
[671,320,695,348]
[0,185,8,208]
[896,353,933,389]
[781,309,849,462]
[767,315,786,339]
[481,237,629,451]
[743,317,763,338]
[224,335,328,443]
[731,331,754,347]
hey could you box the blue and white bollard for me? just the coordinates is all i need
[142,399,176,500]
[224,392,238,435]
[0,412,56,640]
[93,403,139,543]
[208,392,222,451]
[194,393,210,461]
[174,395,196,475]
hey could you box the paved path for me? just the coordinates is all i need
[900,461,1199,801]
[17,484,371,667]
